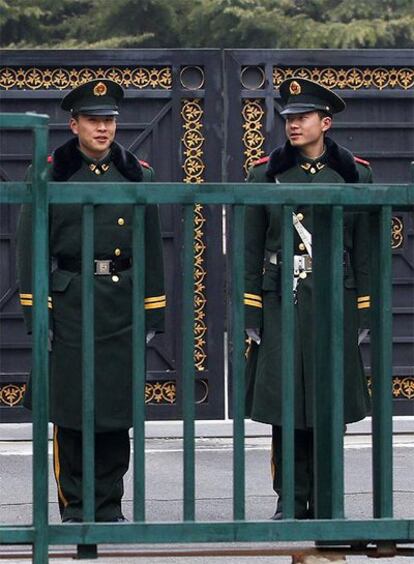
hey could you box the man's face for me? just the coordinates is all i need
[70,115,116,159]
[285,111,331,149]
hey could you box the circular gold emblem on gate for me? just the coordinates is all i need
[289,80,301,95]
[93,81,107,96]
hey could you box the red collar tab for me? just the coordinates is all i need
[354,156,370,167]
[138,159,151,169]
[252,156,269,167]
[47,155,53,164]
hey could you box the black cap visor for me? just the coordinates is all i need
[73,107,119,116]
[280,103,332,116]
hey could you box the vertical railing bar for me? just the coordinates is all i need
[330,205,344,518]
[132,204,146,522]
[182,204,195,521]
[232,204,245,521]
[281,205,295,519]
[371,206,393,518]
[31,123,50,564]
[82,204,95,523]
[313,206,334,519]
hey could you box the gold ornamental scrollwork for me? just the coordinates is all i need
[181,99,207,371]
[393,377,414,400]
[0,66,172,90]
[0,384,26,407]
[145,381,176,404]
[242,100,265,173]
[391,216,404,249]
[273,67,414,91]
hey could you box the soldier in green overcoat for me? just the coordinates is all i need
[16,79,166,522]
[244,78,372,520]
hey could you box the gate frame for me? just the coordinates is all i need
[0,112,413,561]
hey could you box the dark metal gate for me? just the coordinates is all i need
[0,50,225,421]
[1,49,413,421]
[224,49,414,416]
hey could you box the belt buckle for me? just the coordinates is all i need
[304,255,312,271]
[94,259,112,275]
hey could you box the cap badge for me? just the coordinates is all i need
[93,82,107,96]
[289,80,301,95]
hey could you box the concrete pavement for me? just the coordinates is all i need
[0,424,413,563]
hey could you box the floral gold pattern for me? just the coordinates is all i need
[367,377,414,399]
[145,381,176,404]
[242,100,265,173]
[0,66,172,90]
[0,384,26,407]
[273,67,414,91]
[181,99,207,370]
[391,216,404,249]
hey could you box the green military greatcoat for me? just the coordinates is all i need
[245,137,372,429]
[17,138,165,432]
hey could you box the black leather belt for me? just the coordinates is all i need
[58,257,132,275]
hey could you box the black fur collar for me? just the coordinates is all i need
[51,137,143,182]
[266,137,359,182]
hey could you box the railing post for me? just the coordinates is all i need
[132,204,147,522]
[281,205,295,519]
[182,204,195,521]
[32,121,50,564]
[312,205,344,519]
[370,206,393,519]
[232,204,245,521]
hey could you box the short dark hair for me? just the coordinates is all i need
[317,110,332,120]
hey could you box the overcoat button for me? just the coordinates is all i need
[112,275,120,283]
[299,243,306,251]
[117,218,125,226]
[299,271,307,279]
[114,248,121,256]
[297,213,304,221]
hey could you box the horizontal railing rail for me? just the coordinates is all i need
[0,113,413,562]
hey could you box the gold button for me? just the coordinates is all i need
[297,213,304,221]
[299,271,307,279]
[299,243,306,251]
[117,217,125,226]
[310,167,316,174]
[112,275,120,283]
[95,168,101,175]
[114,248,121,256]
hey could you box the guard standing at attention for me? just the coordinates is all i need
[17,79,166,522]
[244,77,372,520]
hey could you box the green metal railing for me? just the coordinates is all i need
[0,113,413,561]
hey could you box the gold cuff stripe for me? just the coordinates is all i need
[244,293,262,302]
[244,299,263,308]
[145,301,166,310]
[357,296,370,302]
[358,303,370,309]
[20,299,53,309]
[144,295,166,303]
[20,293,52,302]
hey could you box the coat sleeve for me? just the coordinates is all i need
[244,167,267,330]
[16,166,53,334]
[143,166,166,332]
[352,163,373,329]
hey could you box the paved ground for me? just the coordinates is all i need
[0,433,413,563]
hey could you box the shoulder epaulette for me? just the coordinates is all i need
[138,159,151,169]
[251,156,269,167]
[354,156,370,167]
[47,155,53,164]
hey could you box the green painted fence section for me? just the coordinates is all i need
[0,113,413,561]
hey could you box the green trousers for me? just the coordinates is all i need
[53,425,130,522]
[272,426,314,519]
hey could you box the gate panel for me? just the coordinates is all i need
[224,50,414,415]
[0,50,225,421]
